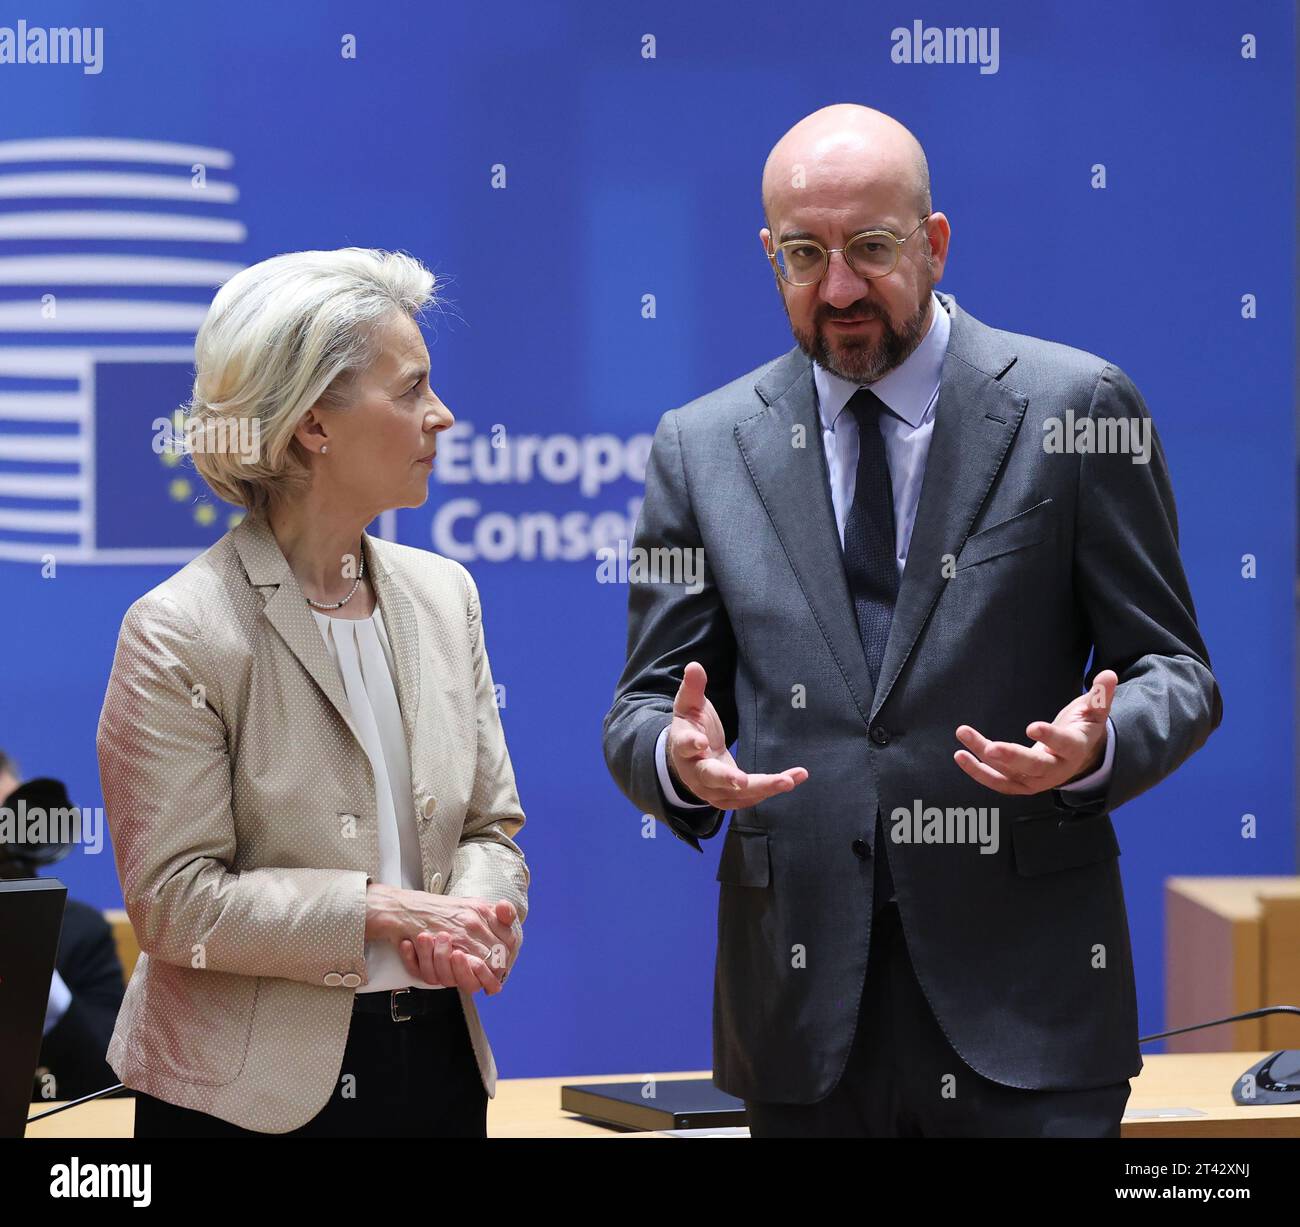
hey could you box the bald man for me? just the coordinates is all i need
[603,104,1220,1138]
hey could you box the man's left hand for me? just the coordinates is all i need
[953,670,1117,796]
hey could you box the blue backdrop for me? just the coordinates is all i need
[0,0,1293,1080]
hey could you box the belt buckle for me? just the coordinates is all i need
[390,988,413,1023]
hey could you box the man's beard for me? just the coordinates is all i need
[788,288,933,384]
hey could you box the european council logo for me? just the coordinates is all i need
[0,136,247,564]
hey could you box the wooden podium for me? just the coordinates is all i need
[1165,877,1300,1052]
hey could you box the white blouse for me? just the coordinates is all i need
[310,604,432,993]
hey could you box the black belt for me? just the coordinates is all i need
[352,986,459,1022]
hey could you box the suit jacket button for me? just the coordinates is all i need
[852,838,870,859]
[422,796,437,820]
[324,973,343,986]
[870,725,890,745]
[427,872,443,893]
[341,973,361,988]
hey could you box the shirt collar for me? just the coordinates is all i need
[813,290,950,432]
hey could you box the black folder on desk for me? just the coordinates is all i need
[560,1077,746,1131]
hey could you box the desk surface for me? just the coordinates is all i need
[25,1052,1300,1138]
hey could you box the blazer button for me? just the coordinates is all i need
[852,839,869,859]
[870,725,890,745]
[324,972,343,986]
[427,872,443,893]
[341,973,361,988]
[422,796,437,820]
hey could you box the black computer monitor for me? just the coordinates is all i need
[0,877,67,1137]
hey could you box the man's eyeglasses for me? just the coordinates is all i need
[766,215,931,286]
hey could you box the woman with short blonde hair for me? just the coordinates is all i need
[98,247,529,1138]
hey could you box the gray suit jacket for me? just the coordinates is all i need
[603,290,1221,1102]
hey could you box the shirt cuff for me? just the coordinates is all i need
[1059,716,1116,796]
[655,724,711,809]
[43,968,72,1036]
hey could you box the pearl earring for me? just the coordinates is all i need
[320,445,329,455]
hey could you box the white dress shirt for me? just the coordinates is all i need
[43,968,71,1035]
[655,290,1115,808]
[310,605,431,992]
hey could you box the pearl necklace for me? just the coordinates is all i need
[305,551,366,610]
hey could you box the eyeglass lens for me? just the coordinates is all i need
[774,233,899,284]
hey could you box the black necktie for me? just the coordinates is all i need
[841,388,899,688]
[840,387,900,916]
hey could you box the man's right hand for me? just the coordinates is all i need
[666,660,809,808]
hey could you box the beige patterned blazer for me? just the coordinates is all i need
[96,512,529,1133]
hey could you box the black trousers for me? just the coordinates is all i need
[133,989,487,1138]
[746,828,1131,1138]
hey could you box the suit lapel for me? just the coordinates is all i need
[869,299,1027,718]
[738,350,878,725]
[739,292,1027,727]
[231,515,422,757]
[366,535,422,750]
